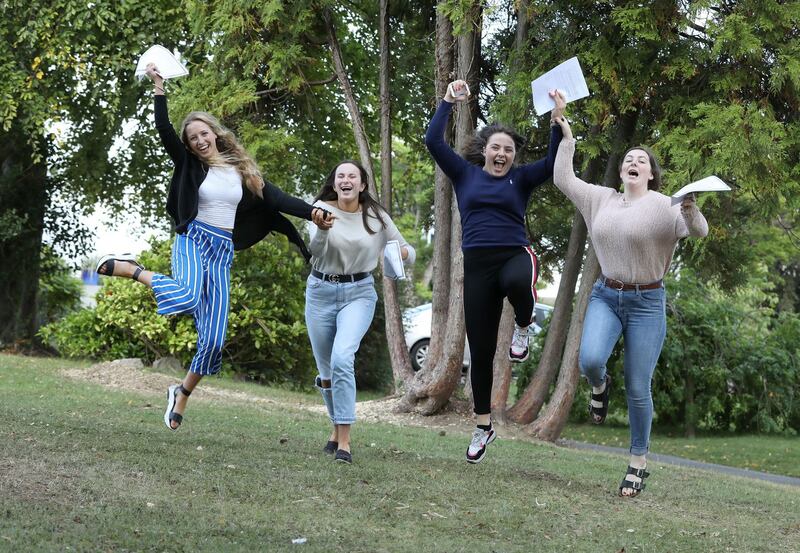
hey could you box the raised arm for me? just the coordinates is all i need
[550,94,597,212]
[146,64,185,165]
[424,80,472,183]
[517,123,564,192]
[676,194,709,238]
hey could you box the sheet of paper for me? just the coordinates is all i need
[670,175,731,205]
[383,240,405,281]
[135,45,189,81]
[531,57,590,115]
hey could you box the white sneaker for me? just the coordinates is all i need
[508,324,530,362]
[466,427,497,464]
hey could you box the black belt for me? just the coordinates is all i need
[601,276,663,291]
[311,269,370,283]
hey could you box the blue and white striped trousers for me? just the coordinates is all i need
[151,220,234,376]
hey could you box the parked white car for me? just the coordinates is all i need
[403,303,554,372]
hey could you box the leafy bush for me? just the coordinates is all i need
[657,270,800,434]
[40,235,315,386]
[37,246,82,326]
[40,234,396,390]
[515,269,800,434]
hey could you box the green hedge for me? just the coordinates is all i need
[40,235,393,390]
[515,270,800,434]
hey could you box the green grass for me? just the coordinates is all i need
[2,353,799,552]
[507,378,800,478]
[561,423,800,478]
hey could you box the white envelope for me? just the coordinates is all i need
[135,45,189,81]
[383,240,406,281]
[670,176,731,206]
[531,57,590,116]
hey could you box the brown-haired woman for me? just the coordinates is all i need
[305,160,415,464]
[96,63,332,431]
[551,91,708,496]
[424,79,563,464]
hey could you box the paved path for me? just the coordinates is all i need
[560,439,800,487]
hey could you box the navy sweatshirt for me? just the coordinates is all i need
[424,101,562,249]
[154,95,314,259]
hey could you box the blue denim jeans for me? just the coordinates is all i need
[305,274,377,425]
[579,279,667,455]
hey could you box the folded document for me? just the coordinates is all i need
[135,45,189,81]
[671,176,731,206]
[383,240,405,280]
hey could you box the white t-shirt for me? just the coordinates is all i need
[309,201,416,275]
[196,165,243,229]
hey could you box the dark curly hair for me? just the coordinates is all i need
[314,160,387,235]
[462,123,526,167]
[619,146,662,191]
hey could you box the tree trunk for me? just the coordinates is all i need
[514,0,530,51]
[489,300,515,421]
[529,247,600,441]
[506,154,603,424]
[398,1,481,415]
[0,125,47,347]
[529,111,639,441]
[377,0,416,390]
[324,5,413,391]
[423,4,455,376]
[323,8,377,191]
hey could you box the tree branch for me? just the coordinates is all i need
[254,75,337,97]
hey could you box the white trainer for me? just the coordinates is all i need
[508,324,530,362]
[466,427,497,464]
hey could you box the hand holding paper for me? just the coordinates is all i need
[135,45,188,81]
[531,57,590,116]
[445,80,471,103]
[670,176,731,206]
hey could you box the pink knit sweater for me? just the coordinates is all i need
[554,138,709,283]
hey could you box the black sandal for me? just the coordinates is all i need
[323,440,338,455]
[95,254,145,281]
[589,374,611,424]
[164,384,191,430]
[619,465,650,497]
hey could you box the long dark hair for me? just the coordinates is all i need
[314,160,387,235]
[619,146,662,191]
[462,123,526,167]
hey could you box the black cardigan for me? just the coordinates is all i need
[154,95,313,260]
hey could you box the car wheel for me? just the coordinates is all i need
[410,339,430,372]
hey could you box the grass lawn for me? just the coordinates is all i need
[561,423,800,479]
[2,353,799,552]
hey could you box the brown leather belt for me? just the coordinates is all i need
[601,276,663,291]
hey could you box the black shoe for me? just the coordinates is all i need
[334,449,352,464]
[323,440,338,455]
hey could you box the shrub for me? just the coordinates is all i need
[40,233,396,391]
[37,246,82,326]
[41,235,315,386]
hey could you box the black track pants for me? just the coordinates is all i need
[463,246,539,415]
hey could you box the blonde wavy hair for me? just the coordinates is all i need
[180,112,264,198]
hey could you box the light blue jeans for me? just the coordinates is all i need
[579,279,667,455]
[305,274,377,425]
